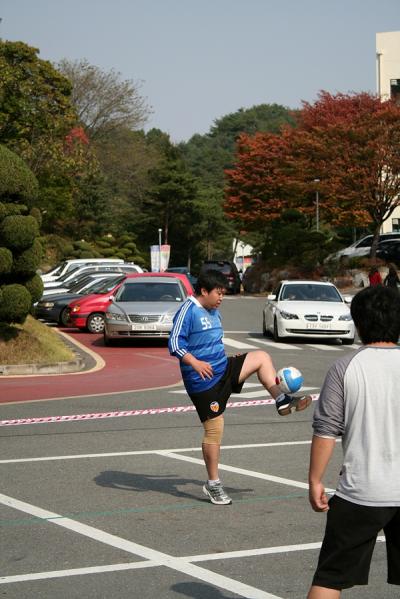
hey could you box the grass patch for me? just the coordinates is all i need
[0,316,75,365]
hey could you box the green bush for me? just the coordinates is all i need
[0,145,39,203]
[0,247,13,273]
[24,273,44,303]
[13,238,42,274]
[0,284,32,324]
[0,215,39,250]
[0,202,26,220]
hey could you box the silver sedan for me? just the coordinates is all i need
[103,277,187,345]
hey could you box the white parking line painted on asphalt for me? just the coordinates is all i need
[223,337,259,349]
[0,437,328,465]
[1,533,383,585]
[156,452,335,492]
[247,338,302,351]
[0,492,281,598]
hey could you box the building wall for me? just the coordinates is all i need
[376,31,400,232]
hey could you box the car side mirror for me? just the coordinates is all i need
[108,295,115,302]
[267,294,276,301]
[343,296,352,304]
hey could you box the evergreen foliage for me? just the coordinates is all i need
[0,148,43,326]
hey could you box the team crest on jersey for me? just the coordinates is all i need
[210,401,220,413]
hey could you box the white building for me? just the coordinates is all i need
[376,31,400,233]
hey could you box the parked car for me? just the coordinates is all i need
[40,258,125,283]
[43,263,143,290]
[103,275,191,345]
[35,274,126,326]
[262,280,355,344]
[200,260,241,294]
[375,239,400,265]
[67,272,193,334]
[165,266,197,287]
[326,232,400,262]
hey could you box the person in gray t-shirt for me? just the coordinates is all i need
[307,285,400,598]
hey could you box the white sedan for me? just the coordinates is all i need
[262,280,355,344]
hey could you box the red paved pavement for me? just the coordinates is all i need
[0,330,181,404]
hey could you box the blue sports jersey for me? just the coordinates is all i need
[168,295,228,394]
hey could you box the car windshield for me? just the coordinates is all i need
[68,276,97,292]
[89,276,125,294]
[281,284,342,302]
[56,266,83,282]
[116,282,184,302]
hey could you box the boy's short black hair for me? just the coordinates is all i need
[194,269,228,295]
[350,285,400,344]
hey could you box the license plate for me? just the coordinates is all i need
[306,322,332,329]
[131,324,157,331]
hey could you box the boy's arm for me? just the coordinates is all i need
[181,353,213,380]
[308,435,336,512]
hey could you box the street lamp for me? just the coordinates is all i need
[158,228,162,272]
[313,179,320,232]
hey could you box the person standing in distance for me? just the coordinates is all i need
[169,269,311,506]
[384,263,400,290]
[307,285,400,598]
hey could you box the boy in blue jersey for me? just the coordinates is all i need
[169,269,311,505]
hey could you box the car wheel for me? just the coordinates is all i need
[87,313,105,334]
[58,307,70,327]
[341,337,355,345]
[273,318,282,342]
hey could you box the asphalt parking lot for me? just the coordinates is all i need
[0,296,396,598]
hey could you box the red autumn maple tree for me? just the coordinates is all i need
[225,92,400,255]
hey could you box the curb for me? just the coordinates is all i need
[0,329,98,376]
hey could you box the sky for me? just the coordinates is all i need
[1,0,400,142]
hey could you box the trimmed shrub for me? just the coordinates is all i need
[0,202,25,220]
[0,284,32,324]
[24,273,44,303]
[0,247,13,274]
[1,215,39,250]
[0,145,39,203]
[13,238,42,274]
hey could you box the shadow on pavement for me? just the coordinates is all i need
[94,470,253,502]
[171,582,238,599]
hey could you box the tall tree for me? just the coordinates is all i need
[58,58,151,140]
[225,92,400,258]
[0,41,76,169]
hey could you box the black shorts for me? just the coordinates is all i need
[188,353,247,422]
[313,495,400,590]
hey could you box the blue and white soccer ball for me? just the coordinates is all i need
[276,366,303,394]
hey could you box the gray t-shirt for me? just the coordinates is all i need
[313,346,400,507]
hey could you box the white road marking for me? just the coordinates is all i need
[0,438,330,465]
[248,338,302,351]
[156,451,335,492]
[0,533,384,585]
[0,561,157,584]
[0,493,281,598]
[223,337,259,349]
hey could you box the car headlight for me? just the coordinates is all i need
[339,313,353,321]
[71,305,81,313]
[105,312,128,322]
[161,313,174,324]
[39,302,55,308]
[279,310,299,320]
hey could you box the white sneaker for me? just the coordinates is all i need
[203,482,232,505]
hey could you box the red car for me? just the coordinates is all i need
[67,272,194,333]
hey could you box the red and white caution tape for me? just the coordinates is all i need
[0,395,319,427]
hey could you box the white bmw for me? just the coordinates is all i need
[262,280,355,344]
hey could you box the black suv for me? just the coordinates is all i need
[200,260,241,294]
